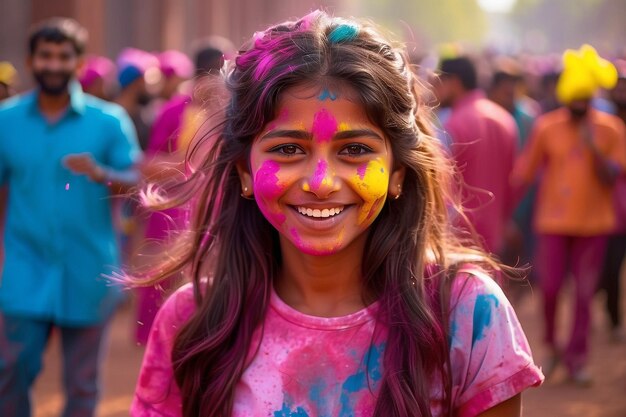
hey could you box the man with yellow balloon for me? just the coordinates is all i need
[512,44,626,386]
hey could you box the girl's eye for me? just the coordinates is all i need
[270,144,304,156]
[340,144,372,156]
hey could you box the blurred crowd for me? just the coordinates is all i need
[0,14,626,417]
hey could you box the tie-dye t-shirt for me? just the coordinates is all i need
[131,268,543,417]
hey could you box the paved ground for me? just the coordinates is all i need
[33,283,626,417]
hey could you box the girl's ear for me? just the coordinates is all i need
[236,161,254,198]
[388,166,406,199]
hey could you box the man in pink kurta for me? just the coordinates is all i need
[435,57,518,255]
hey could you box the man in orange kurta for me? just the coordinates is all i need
[513,99,626,383]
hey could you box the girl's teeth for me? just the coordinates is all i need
[297,206,344,218]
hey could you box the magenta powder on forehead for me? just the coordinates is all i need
[312,109,337,143]
[310,159,329,191]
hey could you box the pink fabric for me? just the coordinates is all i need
[444,90,518,254]
[135,95,191,345]
[158,50,194,79]
[535,234,608,372]
[131,268,543,416]
[144,95,190,241]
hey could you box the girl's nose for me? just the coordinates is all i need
[302,159,340,198]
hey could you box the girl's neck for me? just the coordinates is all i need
[275,236,369,318]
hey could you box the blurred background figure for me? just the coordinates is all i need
[78,55,116,100]
[488,61,539,286]
[538,71,562,114]
[512,45,626,386]
[0,17,141,417]
[115,47,160,151]
[134,36,235,346]
[598,63,626,343]
[434,55,518,257]
[158,50,194,101]
[0,61,18,101]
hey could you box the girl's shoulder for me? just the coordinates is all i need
[156,281,199,328]
[441,261,511,320]
[449,263,504,301]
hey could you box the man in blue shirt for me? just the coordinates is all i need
[0,18,141,417]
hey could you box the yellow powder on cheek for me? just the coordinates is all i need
[350,158,389,224]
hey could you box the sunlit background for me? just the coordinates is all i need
[1,0,625,91]
[1,1,626,417]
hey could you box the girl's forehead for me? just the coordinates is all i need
[272,84,371,124]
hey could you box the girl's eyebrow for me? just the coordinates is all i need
[260,128,383,141]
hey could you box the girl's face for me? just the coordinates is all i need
[240,85,404,256]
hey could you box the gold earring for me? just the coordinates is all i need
[395,184,402,200]
[241,186,254,200]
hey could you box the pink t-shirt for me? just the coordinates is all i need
[131,268,543,417]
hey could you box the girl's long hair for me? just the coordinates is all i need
[131,11,502,417]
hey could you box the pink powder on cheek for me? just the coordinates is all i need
[254,160,287,226]
[356,163,367,180]
[254,160,282,198]
[312,108,337,143]
[310,159,329,190]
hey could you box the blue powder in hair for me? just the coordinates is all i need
[328,24,359,44]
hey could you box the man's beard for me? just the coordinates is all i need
[568,105,588,120]
[33,70,73,96]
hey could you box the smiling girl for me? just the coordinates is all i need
[130,11,543,417]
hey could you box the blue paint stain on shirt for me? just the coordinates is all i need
[449,318,458,345]
[318,89,337,101]
[338,342,385,417]
[472,294,500,345]
[308,379,330,417]
[274,403,310,417]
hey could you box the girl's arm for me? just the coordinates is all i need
[477,394,521,417]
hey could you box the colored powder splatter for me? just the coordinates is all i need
[337,122,350,132]
[328,24,360,44]
[308,379,328,415]
[356,163,368,180]
[472,293,500,345]
[349,158,389,224]
[255,160,282,198]
[65,183,70,191]
[311,109,337,143]
[254,53,275,81]
[338,343,385,416]
[318,89,337,101]
[289,228,304,249]
[255,160,287,226]
[310,159,330,191]
[273,403,310,417]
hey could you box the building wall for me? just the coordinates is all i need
[0,0,351,91]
